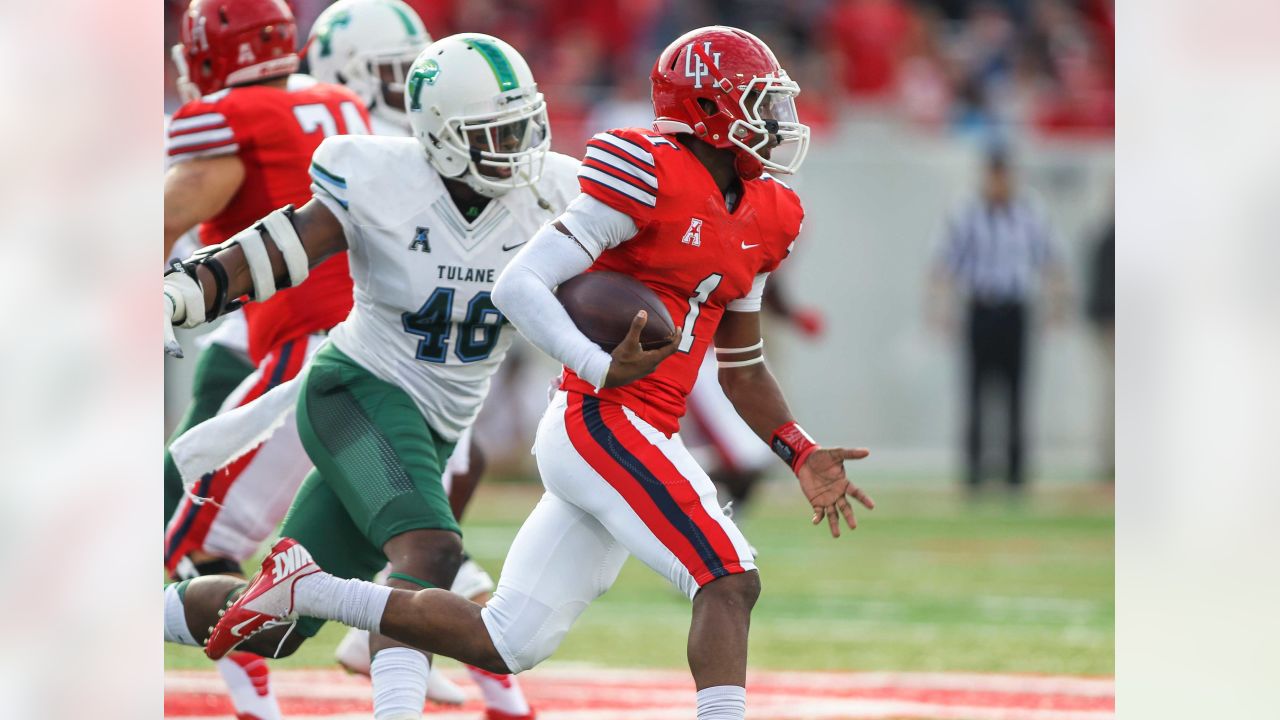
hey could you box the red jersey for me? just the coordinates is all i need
[561,128,804,435]
[166,76,371,363]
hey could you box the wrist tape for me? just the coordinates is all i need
[771,421,817,473]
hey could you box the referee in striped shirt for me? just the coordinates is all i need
[929,150,1067,491]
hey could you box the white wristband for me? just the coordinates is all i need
[715,339,764,355]
[718,355,765,368]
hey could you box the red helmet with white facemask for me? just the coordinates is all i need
[171,0,300,102]
[650,26,810,180]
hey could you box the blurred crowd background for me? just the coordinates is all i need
[165,0,1114,147]
[164,0,1114,486]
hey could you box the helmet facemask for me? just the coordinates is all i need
[432,91,551,197]
[365,49,421,129]
[727,74,809,175]
[170,44,203,103]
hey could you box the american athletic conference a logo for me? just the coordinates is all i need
[683,42,721,89]
[409,226,431,252]
[681,218,704,247]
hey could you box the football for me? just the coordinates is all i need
[555,271,676,353]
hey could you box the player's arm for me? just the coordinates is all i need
[714,306,874,538]
[163,199,347,356]
[491,194,679,389]
[163,155,246,260]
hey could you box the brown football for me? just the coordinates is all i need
[555,271,676,353]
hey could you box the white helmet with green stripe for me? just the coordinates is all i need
[405,33,550,197]
[306,0,431,133]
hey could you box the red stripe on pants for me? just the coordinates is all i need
[563,393,737,585]
[593,398,745,576]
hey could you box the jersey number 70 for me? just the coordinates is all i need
[402,288,505,363]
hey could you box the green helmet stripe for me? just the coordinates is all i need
[314,10,352,57]
[464,38,519,92]
[383,0,419,37]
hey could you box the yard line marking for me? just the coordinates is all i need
[166,667,1114,719]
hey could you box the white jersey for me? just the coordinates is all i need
[309,135,580,440]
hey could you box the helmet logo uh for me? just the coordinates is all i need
[683,42,721,89]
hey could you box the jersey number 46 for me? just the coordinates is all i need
[402,288,505,363]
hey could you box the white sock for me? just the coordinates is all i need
[370,647,429,720]
[294,572,392,633]
[696,685,746,720]
[217,652,281,720]
[163,583,198,647]
[467,665,531,715]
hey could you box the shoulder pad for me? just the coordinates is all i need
[310,135,360,210]
[537,151,584,211]
[578,128,675,220]
[167,97,239,164]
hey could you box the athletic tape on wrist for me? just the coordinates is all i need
[258,205,308,288]
[770,421,818,473]
[202,256,232,320]
[228,224,276,302]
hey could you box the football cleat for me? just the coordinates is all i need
[427,670,468,706]
[206,538,319,660]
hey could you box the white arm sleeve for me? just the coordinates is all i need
[726,272,770,312]
[493,210,635,389]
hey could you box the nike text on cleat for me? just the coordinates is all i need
[205,538,319,660]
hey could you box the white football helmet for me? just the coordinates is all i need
[305,0,430,133]
[404,34,550,197]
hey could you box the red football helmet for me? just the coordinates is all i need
[171,0,300,102]
[651,26,810,179]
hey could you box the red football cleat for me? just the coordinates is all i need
[206,538,319,660]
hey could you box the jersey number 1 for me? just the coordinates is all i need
[677,273,723,353]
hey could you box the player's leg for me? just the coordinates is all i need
[445,427,486,522]
[1004,304,1027,488]
[164,337,310,576]
[547,391,758,717]
[295,343,485,719]
[164,338,315,720]
[209,450,631,677]
[164,466,382,661]
[164,341,254,528]
[436,430,536,717]
[965,302,991,490]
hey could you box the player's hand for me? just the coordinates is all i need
[790,307,826,339]
[164,295,184,358]
[797,447,874,538]
[602,310,680,389]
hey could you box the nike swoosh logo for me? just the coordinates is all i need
[230,617,259,638]
[741,242,760,250]
[502,241,528,252]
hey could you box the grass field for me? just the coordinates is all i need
[165,476,1113,678]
